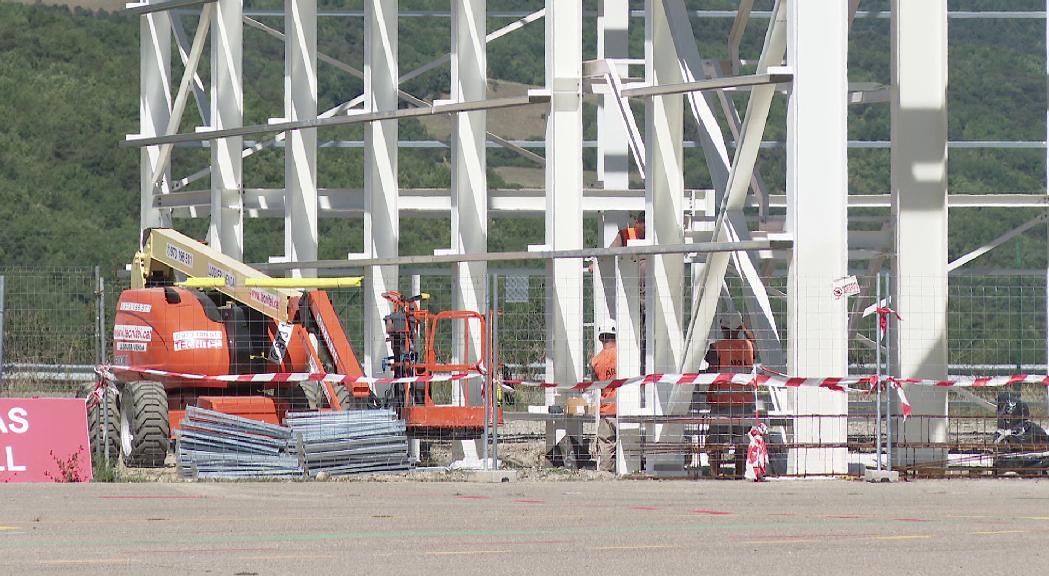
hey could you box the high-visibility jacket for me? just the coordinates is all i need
[591,347,617,416]
[618,226,644,246]
[707,339,755,406]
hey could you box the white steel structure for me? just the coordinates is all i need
[125,1,1048,475]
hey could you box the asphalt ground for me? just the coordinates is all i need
[1,478,1048,575]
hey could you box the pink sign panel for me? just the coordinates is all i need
[0,398,93,483]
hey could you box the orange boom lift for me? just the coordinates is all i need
[92,228,491,467]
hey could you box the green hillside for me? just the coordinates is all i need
[0,0,1046,274]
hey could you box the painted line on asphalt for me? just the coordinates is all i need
[38,558,142,566]
[630,506,660,511]
[741,539,818,545]
[691,509,733,516]
[972,530,1027,535]
[97,495,205,500]
[232,554,338,561]
[0,527,18,531]
[595,545,675,551]
[893,518,930,523]
[429,549,510,556]
[138,546,280,554]
[512,499,545,504]
[1023,516,1049,520]
[0,519,908,550]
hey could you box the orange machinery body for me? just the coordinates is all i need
[113,286,365,431]
[382,294,499,438]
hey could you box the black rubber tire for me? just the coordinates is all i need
[76,383,119,466]
[333,384,354,410]
[296,382,325,410]
[119,381,170,468]
[333,384,378,410]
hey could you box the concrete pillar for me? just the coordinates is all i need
[363,0,399,376]
[642,0,686,477]
[140,5,172,232]
[785,0,850,476]
[210,0,244,259]
[543,0,585,451]
[891,0,949,466]
[284,0,318,277]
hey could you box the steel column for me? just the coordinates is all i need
[642,0,686,477]
[891,0,949,466]
[209,0,244,258]
[140,3,173,231]
[543,0,585,450]
[786,0,849,476]
[451,0,487,383]
[595,0,630,357]
[450,0,487,467]
[284,0,318,277]
[363,0,400,376]
[598,0,630,190]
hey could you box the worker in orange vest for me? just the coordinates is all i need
[610,211,646,248]
[590,320,618,472]
[704,313,756,478]
[609,212,646,372]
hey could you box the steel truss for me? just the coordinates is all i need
[126,0,1049,476]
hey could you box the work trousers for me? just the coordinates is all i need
[596,417,617,473]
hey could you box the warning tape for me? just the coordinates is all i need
[504,372,873,393]
[98,365,481,387]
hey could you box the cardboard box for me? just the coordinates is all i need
[566,397,594,416]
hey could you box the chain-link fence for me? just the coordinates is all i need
[2,265,1047,478]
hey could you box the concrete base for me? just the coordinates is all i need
[461,469,518,483]
[864,468,900,483]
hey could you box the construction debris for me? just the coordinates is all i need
[176,407,410,479]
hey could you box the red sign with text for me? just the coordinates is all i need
[0,399,93,483]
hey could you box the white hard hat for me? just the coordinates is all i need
[719,312,744,329]
[596,319,617,337]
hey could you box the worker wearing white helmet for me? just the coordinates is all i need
[591,319,618,472]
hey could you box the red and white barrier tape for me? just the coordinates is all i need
[504,372,873,394]
[98,365,481,387]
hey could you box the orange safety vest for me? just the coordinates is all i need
[591,347,617,416]
[707,339,755,405]
[618,226,644,246]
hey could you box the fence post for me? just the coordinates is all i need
[885,272,893,472]
[491,273,499,468]
[95,266,110,468]
[875,272,882,471]
[0,275,5,387]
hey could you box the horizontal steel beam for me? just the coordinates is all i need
[125,93,550,147]
[620,71,793,98]
[254,239,794,273]
[756,194,1049,209]
[160,187,714,215]
[126,0,215,16]
[227,9,1045,20]
[170,139,1049,151]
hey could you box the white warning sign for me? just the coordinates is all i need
[831,275,861,301]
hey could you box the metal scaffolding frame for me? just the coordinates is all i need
[125,1,1049,476]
